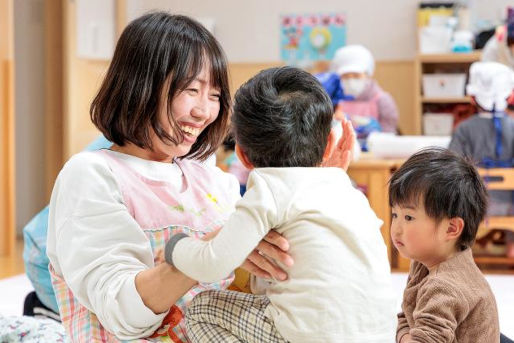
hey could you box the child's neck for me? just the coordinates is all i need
[424,245,460,272]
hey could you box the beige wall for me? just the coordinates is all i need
[125,0,514,62]
[127,0,418,61]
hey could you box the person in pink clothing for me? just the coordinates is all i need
[45,12,351,343]
[45,13,293,343]
[332,44,399,133]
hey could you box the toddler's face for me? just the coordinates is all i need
[390,202,450,268]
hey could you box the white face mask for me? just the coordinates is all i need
[342,78,368,98]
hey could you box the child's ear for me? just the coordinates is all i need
[322,129,337,162]
[235,144,254,170]
[446,217,464,240]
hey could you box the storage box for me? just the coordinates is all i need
[422,73,466,98]
[423,113,454,136]
[419,26,452,53]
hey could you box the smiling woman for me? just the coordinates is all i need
[44,13,293,342]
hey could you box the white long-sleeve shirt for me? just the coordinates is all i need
[170,167,397,342]
[47,150,239,340]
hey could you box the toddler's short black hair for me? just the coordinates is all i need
[232,66,333,167]
[389,147,488,249]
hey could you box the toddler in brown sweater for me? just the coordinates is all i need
[389,148,500,343]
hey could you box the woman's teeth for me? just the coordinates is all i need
[180,125,200,136]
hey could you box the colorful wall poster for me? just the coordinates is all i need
[280,13,346,65]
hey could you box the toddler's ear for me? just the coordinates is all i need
[446,217,464,240]
[235,144,254,170]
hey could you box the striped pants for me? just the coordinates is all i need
[186,290,287,343]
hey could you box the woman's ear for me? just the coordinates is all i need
[322,129,337,162]
[446,217,465,241]
[235,144,254,170]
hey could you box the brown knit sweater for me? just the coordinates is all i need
[396,248,499,343]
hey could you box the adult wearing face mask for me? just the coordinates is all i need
[331,44,399,133]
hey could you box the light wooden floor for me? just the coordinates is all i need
[0,238,25,279]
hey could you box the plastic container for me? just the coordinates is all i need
[422,73,466,98]
[419,26,453,53]
[423,113,454,136]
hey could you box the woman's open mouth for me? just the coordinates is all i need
[180,125,201,143]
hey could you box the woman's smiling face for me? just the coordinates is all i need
[150,65,221,162]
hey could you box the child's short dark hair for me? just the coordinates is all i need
[389,147,488,249]
[91,12,230,161]
[232,66,333,167]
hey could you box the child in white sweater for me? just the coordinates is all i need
[165,66,396,342]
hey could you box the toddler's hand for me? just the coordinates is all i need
[322,117,355,171]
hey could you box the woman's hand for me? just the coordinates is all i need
[240,230,293,281]
[322,117,355,171]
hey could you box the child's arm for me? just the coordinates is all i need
[407,279,466,342]
[399,333,412,343]
[165,172,280,283]
[396,311,410,343]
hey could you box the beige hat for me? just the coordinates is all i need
[331,45,375,76]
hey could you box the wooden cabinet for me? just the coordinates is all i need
[474,168,514,269]
[347,155,409,271]
[413,51,482,135]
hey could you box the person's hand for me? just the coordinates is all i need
[322,117,355,171]
[240,230,293,281]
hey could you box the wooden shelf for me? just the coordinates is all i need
[421,96,472,103]
[417,51,482,63]
[474,256,514,265]
[413,50,482,135]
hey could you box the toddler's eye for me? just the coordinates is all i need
[405,215,414,221]
[391,213,397,219]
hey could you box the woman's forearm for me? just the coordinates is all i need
[135,263,197,314]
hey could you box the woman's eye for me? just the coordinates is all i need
[187,88,199,94]
[210,93,221,100]
[405,215,414,221]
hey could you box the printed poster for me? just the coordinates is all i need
[280,13,347,65]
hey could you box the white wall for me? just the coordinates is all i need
[127,0,418,61]
[473,0,513,27]
[14,0,46,234]
[126,0,514,62]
